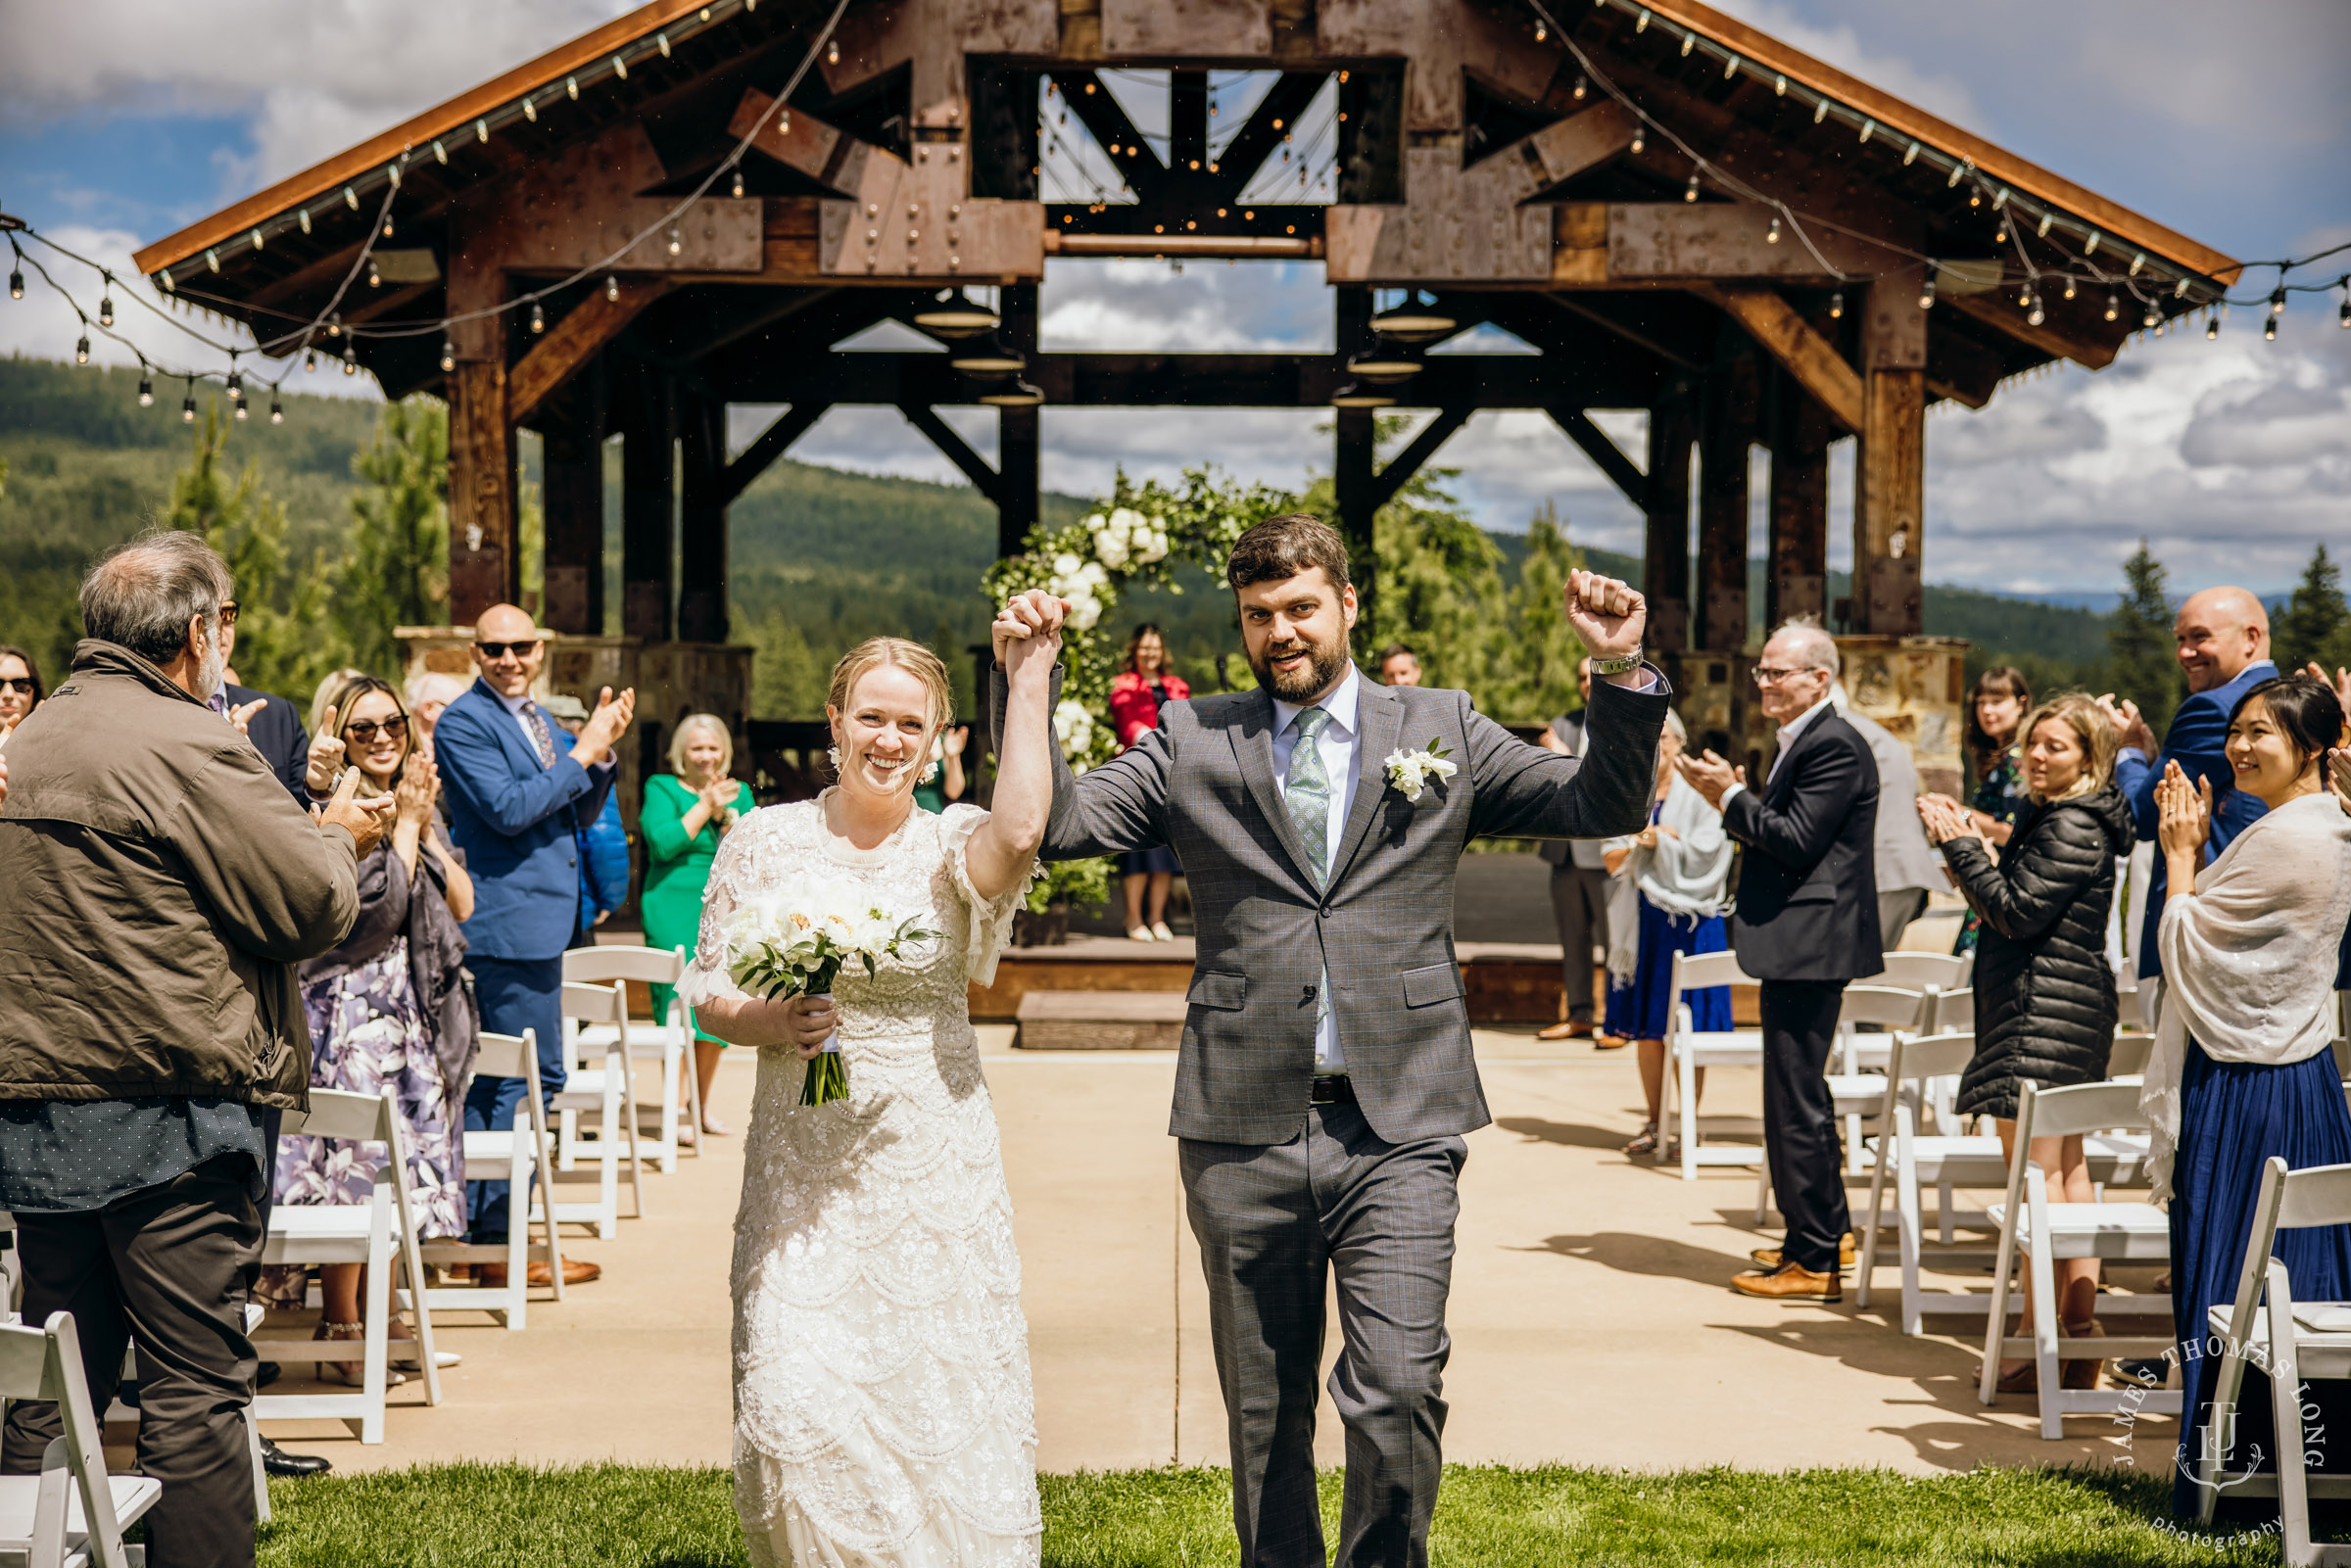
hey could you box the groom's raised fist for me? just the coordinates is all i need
[991,589,1071,671]
[1564,569,1646,666]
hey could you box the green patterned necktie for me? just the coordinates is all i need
[1284,706,1333,883]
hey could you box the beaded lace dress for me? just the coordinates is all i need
[679,794,1041,1568]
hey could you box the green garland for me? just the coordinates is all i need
[984,467,1293,912]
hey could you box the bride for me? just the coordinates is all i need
[682,598,1064,1567]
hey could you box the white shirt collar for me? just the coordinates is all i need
[1776,692,1836,748]
[1272,663,1362,739]
[495,687,535,718]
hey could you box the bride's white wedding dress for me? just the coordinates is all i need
[679,793,1042,1568]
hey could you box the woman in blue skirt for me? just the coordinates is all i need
[1605,708,1736,1159]
[2140,675,2351,1516]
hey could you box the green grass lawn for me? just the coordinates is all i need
[251,1461,2303,1566]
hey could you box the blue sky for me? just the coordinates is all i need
[2,0,2345,594]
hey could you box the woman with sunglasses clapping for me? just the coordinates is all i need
[262,674,478,1380]
[0,645,43,745]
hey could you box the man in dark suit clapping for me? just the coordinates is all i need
[1678,617,1884,1303]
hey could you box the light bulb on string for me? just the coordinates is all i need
[1828,290,1844,319]
[2270,288,2287,317]
[1993,216,2008,245]
[342,347,358,376]
[1629,126,1644,155]
[2206,312,2220,341]
[269,396,283,425]
[326,312,341,338]
[233,397,248,422]
[2338,285,2349,329]
[1918,273,1937,310]
[1765,215,1782,245]
[1535,20,1546,39]
[1572,74,1587,101]
[2062,277,2076,301]
[605,275,620,302]
[827,36,839,65]
[138,370,153,406]
[304,347,317,372]
[1684,169,1701,203]
[667,222,682,255]
[181,381,196,422]
[74,330,89,364]
[2142,301,2161,331]
[2104,292,2119,322]
[98,278,115,327]
[226,364,242,402]
[382,212,394,239]
[7,267,20,300]
[732,166,745,199]
[530,300,546,335]
[440,339,456,372]
[2265,313,2279,342]
[367,258,381,288]
[2027,290,2044,327]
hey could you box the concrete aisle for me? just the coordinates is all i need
[291,1030,2176,1479]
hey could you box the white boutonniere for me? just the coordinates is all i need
[1383,739,1459,803]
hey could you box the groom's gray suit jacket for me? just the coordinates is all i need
[999,662,1669,1146]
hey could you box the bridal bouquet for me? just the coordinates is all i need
[720,876,937,1106]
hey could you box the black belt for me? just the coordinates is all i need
[1309,1075,1356,1105]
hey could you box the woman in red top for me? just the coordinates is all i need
[1110,624,1190,940]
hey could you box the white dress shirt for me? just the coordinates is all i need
[497,687,554,764]
[1271,664,1365,1073]
[1720,691,1835,809]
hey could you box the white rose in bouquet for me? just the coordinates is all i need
[721,873,937,1106]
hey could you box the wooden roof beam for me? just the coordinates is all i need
[721,401,832,505]
[1547,407,1650,507]
[1697,285,1862,433]
[900,403,1001,502]
[1942,289,2118,371]
[1370,406,1474,510]
[507,278,676,425]
[1047,71,1168,199]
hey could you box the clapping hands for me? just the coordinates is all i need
[2154,759,2213,860]
[2093,693,2154,755]
[1673,748,1743,809]
[1916,792,1977,845]
[569,687,636,767]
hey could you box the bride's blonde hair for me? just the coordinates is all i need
[827,638,954,743]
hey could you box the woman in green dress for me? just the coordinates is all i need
[1953,665,2033,955]
[641,713,756,1136]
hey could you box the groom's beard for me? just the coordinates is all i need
[1249,629,1350,703]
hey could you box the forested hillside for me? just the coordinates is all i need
[2,352,2128,722]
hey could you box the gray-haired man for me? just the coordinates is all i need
[993,513,1666,1568]
[0,531,386,1567]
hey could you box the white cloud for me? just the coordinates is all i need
[1696,0,1985,129]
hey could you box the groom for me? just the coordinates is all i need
[992,513,1667,1567]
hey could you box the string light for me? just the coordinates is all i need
[8,264,21,301]
[226,362,242,402]
[2104,291,2120,322]
[98,277,114,327]
[2265,313,2279,342]
[2206,312,2220,341]
[181,380,196,421]
[2062,278,2077,301]
[2271,288,2288,317]
[1684,169,1701,202]
[667,222,682,255]
[2339,284,2350,328]
[74,329,90,364]
[1918,272,1936,309]
[529,300,546,334]
[2141,301,2160,331]
[732,166,745,198]
[269,396,283,425]
[1828,290,1843,319]
[827,37,839,64]
[304,346,317,372]
[440,338,456,371]
[1628,126,1644,155]
[1765,215,1782,244]
[605,275,620,302]
[138,370,153,405]
[367,258,381,288]
[342,346,358,375]
[1535,20,1547,39]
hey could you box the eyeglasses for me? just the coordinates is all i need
[217,600,240,628]
[474,640,540,659]
[342,715,409,743]
[1751,664,1822,687]
[0,678,35,695]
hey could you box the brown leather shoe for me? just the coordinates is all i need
[2061,1320,2105,1390]
[1730,1260,1842,1303]
[1537,1021,1596,1041]
[1750,1231,1857,1270]
[476,1258,601,1290]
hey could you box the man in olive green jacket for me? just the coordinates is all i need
[0,531,384,1568]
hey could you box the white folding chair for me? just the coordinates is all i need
[1855,1032,2010,1332]
[1752,983,1929,1222]
[2193,1155,2351,1561]
[1878,952,1969,992]
[419,1029,566,1330]
[563,945,697,1172]
[250,1089,442,1443]
[543,981,645,1238]
[1657,950,1765,1179]
[1979,1080,2181,1438]
[0,1313,159,1568]
[1931,985,1975,1036]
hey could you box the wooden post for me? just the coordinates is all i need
[1642,387,1695,655]
[1766,367,1830,631]
[678,390,729,644]
[996,284,1039,558]
[446,360,517,625]
[1333,285,1377,638]
[1697,351,1757,653]
[541,373,606,637]
[618,366,676,643]
[1855,277,1927,636]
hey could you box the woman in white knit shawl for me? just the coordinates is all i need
[1602,708,1736,1159]
[2140,674,2351,1517]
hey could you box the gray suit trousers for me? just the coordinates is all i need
[1180,1104,1464,1568]
[1548,865,1610,1022]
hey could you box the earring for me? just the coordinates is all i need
[920,759,940,784]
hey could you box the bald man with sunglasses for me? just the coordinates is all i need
[430,604,632,1282]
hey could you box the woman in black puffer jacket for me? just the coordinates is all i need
[1920,691,2131,1394]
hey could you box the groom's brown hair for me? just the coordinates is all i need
[1225,513,1352,595]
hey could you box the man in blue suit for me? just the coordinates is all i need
[433,603,634,1282]
[2100,586,2278,1008]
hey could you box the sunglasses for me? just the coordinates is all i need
[0,678,34,695]
[218,600,240,628]
[474,640,540,659]
[343,716,410,743]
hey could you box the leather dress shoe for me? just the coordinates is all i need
[1751,1231,1857,1270]
[1730,1259,1843,1303]
[1537,1021,1596,1041]
[261,1437,331,1477]
[477,1258,600,1289]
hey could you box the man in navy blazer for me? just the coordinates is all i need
[1680,619,1884,1303]
[433,603,634,1271]
[2099,587,2277,1003]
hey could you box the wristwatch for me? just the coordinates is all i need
[1589,649,1643,677]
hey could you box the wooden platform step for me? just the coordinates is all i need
[1015,990,1186,1051]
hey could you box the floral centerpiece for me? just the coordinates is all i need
[720,876,936,1105]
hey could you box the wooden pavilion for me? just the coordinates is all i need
[134,0,2239,779]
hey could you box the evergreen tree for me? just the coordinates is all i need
[2277,543,2351,678]
[340,399,451,677]
[2106,538,2183,739]
[1482,499,1588,725]
[166,405,348,699]
[746,605,829,718]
